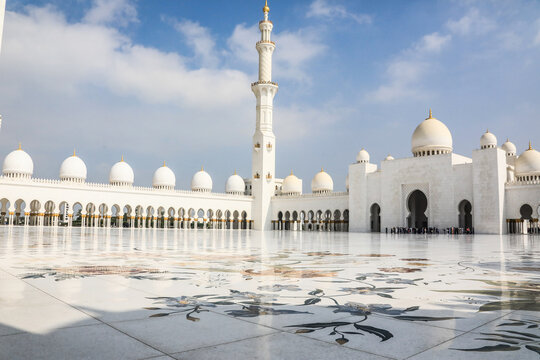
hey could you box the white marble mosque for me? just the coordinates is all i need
[0,3,539,360]
[0,1,539,235]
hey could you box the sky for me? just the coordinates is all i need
[0,0,539,192]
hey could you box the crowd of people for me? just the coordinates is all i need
[386,227,474,234]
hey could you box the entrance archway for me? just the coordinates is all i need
[458,200,472,229]
[407,190,428,229]
[520,204,533,220]
[370,203,381,232]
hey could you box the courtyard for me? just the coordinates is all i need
[0,227,538,359]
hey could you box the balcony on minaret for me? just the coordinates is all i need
[266,142,272,150]
[251,80,278,87]
[266,172,272,180]
[254,143,261,151]
[254,173,261,179]
[256,40,275,46]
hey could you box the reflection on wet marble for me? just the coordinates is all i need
[0,227,538,359]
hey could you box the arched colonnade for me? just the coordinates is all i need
[0,198,252,230]
[273,209,349,232]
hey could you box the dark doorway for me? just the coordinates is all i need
[407,190,428,229]
[520,204,533,220]
[370,203,381,232]
[458,200,473,229]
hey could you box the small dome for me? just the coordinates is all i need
[191,167,212,192]
[311,169,333,193]
[411,109,453,156]
[385,154,395,161]
[2,145,33,178]
[346,173,349,191]
[153,162,175,189]
[502,139,517,156]
[109,157,134,186]
[480,130,497,149]
[60,152,87,182]
[356,148,370,163]
[515,143,540,180]
[226,171,245,194]
[282,171,302,195]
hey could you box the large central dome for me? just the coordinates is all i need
[515,142,540,180]
[411,109,453,156]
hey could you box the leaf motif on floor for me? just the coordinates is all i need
[452,344,521,352]
[354,324,393,342]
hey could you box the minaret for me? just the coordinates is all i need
[251,0,278,230]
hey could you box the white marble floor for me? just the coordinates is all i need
[0,227,538,359]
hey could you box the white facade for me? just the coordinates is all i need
[0,2,539,234]
[272,110,540,235]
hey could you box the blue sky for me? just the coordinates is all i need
[0,0,539,192]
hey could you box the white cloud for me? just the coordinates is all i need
[367,31,451,103]
[83,0,137,27]
[173,19,218,68]
[307,0,371,25]
[367,60,429,103]
[227,24,255,64]
[0,4,336,184]
[275,102,354,140]
[415,32,452,53]
[446,8,496,36]
[2,6,250,108]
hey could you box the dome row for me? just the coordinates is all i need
[281,169,334,195]
[1,149,246,194]
[355,111,536,175]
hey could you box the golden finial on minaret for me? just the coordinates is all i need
[18,142,21,150]
[263,0,270,13]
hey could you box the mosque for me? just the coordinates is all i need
[0,2,539,234]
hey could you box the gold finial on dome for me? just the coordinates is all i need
[73,148,76,157]
[486,129,489,133]
[529,140,533,150]
[427,108,433,119]
[121,155,124,162]
[18,142,21,150]
[234,169,237,175]
[163,160,166,167]
[263,0,270,13]
[201,165,204,171]
[290,169,294,175]
[320,167,324,172]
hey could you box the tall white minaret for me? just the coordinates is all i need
[251,0,278,230]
